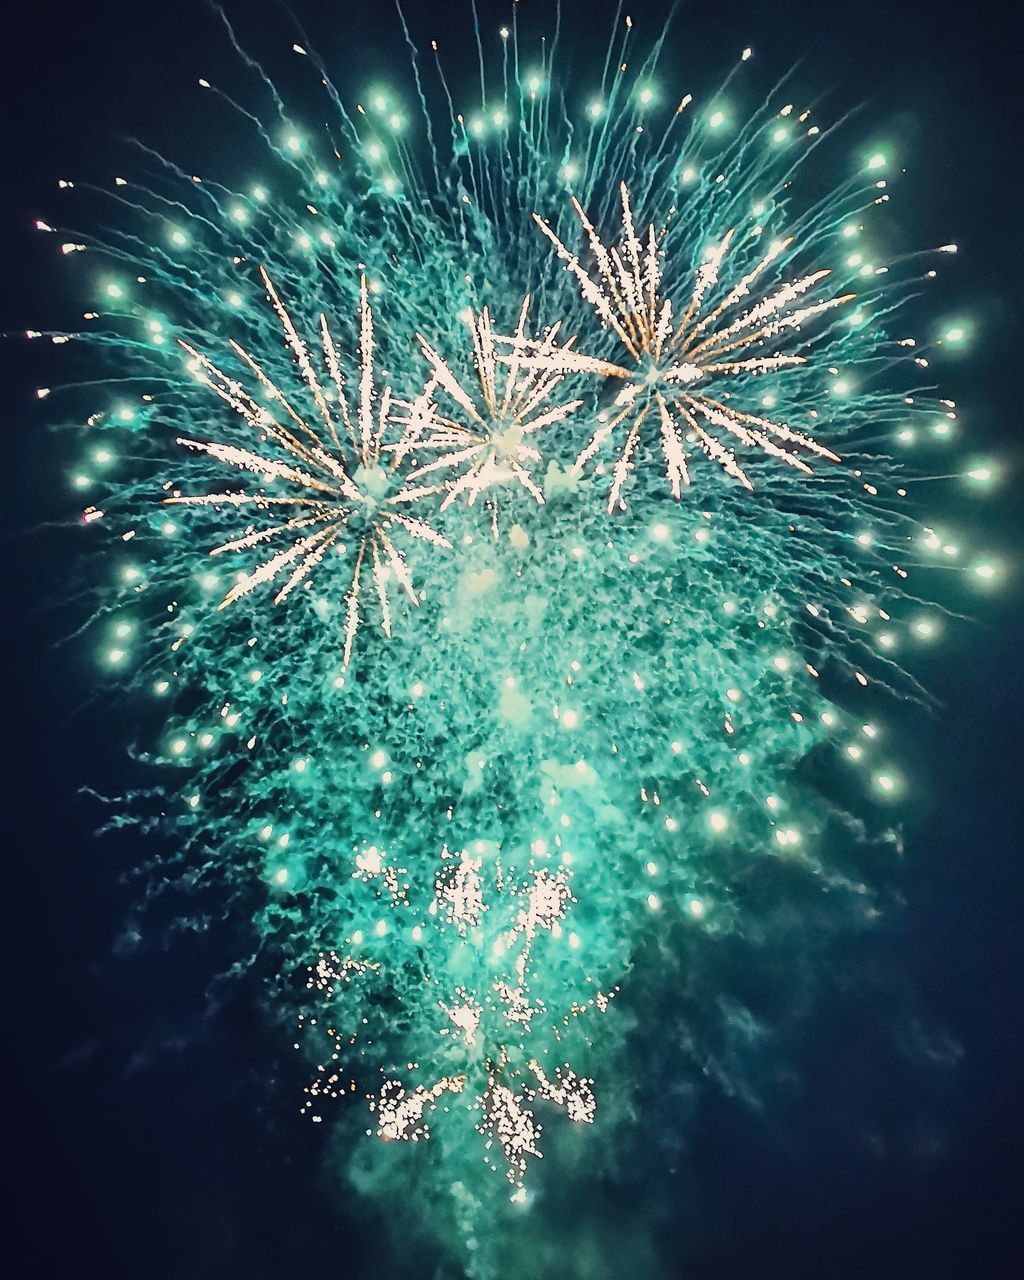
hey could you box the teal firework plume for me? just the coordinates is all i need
[33,2,995,1273]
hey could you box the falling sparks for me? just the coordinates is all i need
[370,1073,467,1142]
[434,843,486,931]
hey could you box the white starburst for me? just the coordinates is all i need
[527,183,852,510]
[168,269,450,668]
[391,297,583,520]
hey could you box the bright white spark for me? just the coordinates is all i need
[168,269,450,667]
[527,183,851,509]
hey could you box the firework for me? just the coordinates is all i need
[396,297,583,520]
[170,269,450,667]
[527,182,849,508]
[33,3,994,1273]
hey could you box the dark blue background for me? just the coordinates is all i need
[5,2,1022,1276]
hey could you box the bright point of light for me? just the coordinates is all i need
[965,462,997,486]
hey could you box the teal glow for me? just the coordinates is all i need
[44,10,984,1275]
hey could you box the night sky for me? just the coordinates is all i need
[5,1,1023,1277]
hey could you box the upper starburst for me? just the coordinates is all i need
[528,183,852,510]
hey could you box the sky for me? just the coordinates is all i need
[4,1,1023,1277]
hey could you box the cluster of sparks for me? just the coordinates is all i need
[176,186,855,662]
[298,843,602,1182]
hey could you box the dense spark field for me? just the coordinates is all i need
[32,2,998,1272]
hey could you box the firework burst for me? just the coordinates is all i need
[168,268,450,667]
[391,297,583,522]
[528,182,852,509]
